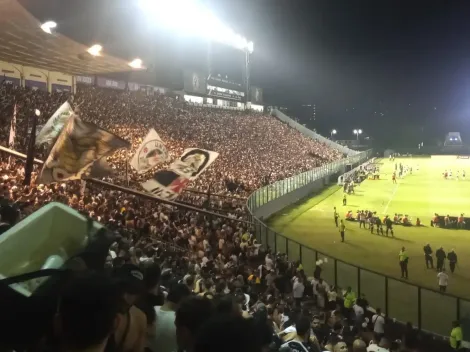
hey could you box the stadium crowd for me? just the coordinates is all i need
[0,83,462,352]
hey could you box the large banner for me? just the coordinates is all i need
[96,77,126,90]
[207,74,242,91]
[76,75,95,86]
[141,148,218,199]
[39,116,129,184]
[36,101,73,146]
[207,87,244,101]
[183,71,207,95]
[25,80,47,91]
[129,129,169,174]
[250,86,263,104]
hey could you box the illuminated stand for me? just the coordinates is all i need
[444,132,463,147]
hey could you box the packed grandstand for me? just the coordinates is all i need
[0,80,458,352]
[0,2,463,352]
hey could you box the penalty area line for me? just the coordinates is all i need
[382,182,400,215]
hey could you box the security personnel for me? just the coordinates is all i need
[385,216,394,236]
[339,220,346,242]
[399,246,409,279]
[450,321,462,350]
[448,249,458,274]
[436,247,446,272]
[423,243,433,269]
[334,207,339,227]
[343,286,356,321]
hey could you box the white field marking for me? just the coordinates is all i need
[382,182,400,215]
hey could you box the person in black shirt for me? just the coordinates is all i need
[447,249,458,273]
[436,247,446,272]
[385,216,394,236]
[423,243,433,269]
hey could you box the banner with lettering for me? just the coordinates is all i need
[129,129,169,174]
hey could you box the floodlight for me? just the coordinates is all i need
[87,44,102,57]
[247,41,254,53]
[128,58,143,69]
[40,21,57,34]
[35,109,41,116]
[138,0,253,52]
[353,129,358,134]
[358,129,362,134]
[332,129,337,134]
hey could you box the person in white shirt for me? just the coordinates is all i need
[353,303,364,330]
[437,269,449,292]
[371,308,385,340]
[292,277,305,307]
[265,253,274,270]
[148,283,191,352]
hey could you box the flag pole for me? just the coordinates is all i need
[23,109,40,185]
[126,154,129,187]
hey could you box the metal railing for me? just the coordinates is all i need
[247,150,470,338]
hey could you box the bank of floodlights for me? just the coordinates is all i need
[138,0,254,53]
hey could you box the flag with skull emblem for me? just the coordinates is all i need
[141,148,218,199]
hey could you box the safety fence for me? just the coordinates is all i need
[247,149,470,338]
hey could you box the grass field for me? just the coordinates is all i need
[268,157,470,300]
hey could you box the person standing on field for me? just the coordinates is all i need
[423,243,433,269]
[399,247,409,279]
[437,269,449,292]
[448,249,458,274]
[339,220,346,242]
[436,247,446,272]
[334,207,339,227]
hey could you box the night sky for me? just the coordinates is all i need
[20,0,470,147]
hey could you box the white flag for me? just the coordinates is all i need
[130,128,168,174]
[36,101,73,146]
[141,148,218,199]
[8,103,16,148]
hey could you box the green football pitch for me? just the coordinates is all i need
[268,157,470,299]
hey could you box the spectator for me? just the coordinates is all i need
[148,282,191,352]
[371,308,385,341]
[55,273,121,352]
[112,264,147,352]
[174,296,214,352]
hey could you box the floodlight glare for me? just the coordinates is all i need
[128,58,143,69]
[358,129,362,134]
[40,21,57,34]
[87,44,102,57]
[138,0,253,52]
[353,129,358,134]
[35,109,41,117]
[332,129,337,134]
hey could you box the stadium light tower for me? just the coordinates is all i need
[40,21,57,34]
[138,0,254,105]
[353,129,362,140]
[331,129,337,138]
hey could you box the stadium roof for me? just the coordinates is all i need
[0,0,132,75]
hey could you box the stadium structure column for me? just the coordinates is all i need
[244,50,251,109]
[23,112,38,185]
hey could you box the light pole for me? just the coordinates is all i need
[330,129,337,139]
[353,129,362,140]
